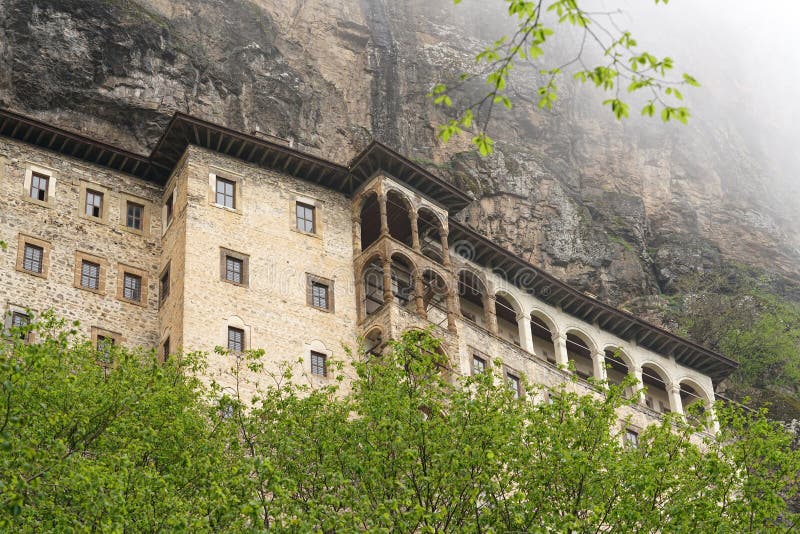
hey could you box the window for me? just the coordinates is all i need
[164,190,175,228]
[310,351,327,377]
[123,272,142,302]
[307,274,334,312]
[220,249,249,287]
[226,256,243,283]
[227,326,244,352]
[159,265,170,305]
[126,202,144,230]
[85,189,103,218]
[80,260,101,290]
[10,312,29,340]
[624,429,639,448]
[22,244,43,274]
[312,282,328,309]
[296,202,315,233]
[30,172,48,201]
[472,354,487,375]
[96,335,115,364]
[215,177,235,209]
[505,370,521,399]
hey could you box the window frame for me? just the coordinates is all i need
[291,195,323,237]
[471,352,489,375]
[5,308,32,342]
[78,182,110,224]
[219,248,249,288]
[72,251,107,294]
[117,265,147,306]
[306,273,334,312]
[22,164,57,208]
[208,171,243,214]
[119,193,151,236]
[15,234,51,279]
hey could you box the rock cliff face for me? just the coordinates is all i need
[1,0,799,316]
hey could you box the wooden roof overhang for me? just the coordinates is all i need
[448,220,738,383]
[0,108,157,180]
[349,141,473,215]
[149,113,351,187]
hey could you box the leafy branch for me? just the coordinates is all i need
[430,0,700,155]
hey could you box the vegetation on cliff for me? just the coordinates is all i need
[2,316,798,532]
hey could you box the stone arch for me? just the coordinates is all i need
[457,268,488,327]
[421,268,449,325]
[390,252,417,309]
[495,290,522,346]
[564,327,597,379]
[640,361,673,414]
[361,254,385,316]
[604,345,634,386]
[678,377,714,415]
[417,206,445,263]
[363,326,385,356]
[386,189,414,247]
[358,190,381,251]
[530,308,559,364]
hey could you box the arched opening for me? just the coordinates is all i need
[531,312,557,364]
[566,331,594,379]
[680,380,710,422]
[390,253,415,310]
[495,292,521,346]
[418,208,444,263]
[458,270,486,327]
[605,347,631,386]
[362,256,385,316]
[641,364,671,414]
[359,192,381,251]
[422,269,448,326]
[386,190,413,247]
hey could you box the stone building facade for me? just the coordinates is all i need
[0,109,737,430]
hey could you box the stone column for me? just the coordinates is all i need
[484,294,498,334]
[413,271,426,317]
[382,257,393,304]
[668,384,684,415]
[592,351,608,381]
[379,194,389,237]
[410,211,421,253]
[352,217,362,255]
[632,365,645,404]
[355,275,364,323]
[446,288,458,333]
[440,231,451,267]
[552,333,568,367]
[517,314,534,354]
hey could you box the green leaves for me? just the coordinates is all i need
[432,0,701,156]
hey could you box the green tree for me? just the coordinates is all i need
[432,0,699,154]
[3,318,798,532]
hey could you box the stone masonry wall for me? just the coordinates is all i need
[178,146,360,397]
[0,138,162,348]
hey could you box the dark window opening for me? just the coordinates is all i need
[162,337,171,362]
[159,267,170,304]
[11,312,29,340]
[359,193,381,251]
[311,282,328,309]
[386,191,413,247]
[165,191,174,226]
[472,355,486,375]
[225,256,243,284]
